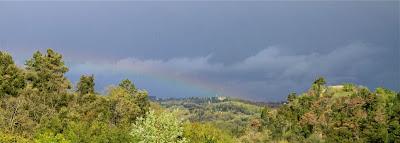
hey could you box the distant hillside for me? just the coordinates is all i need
[154,96,283,108]
[155,79,400,143]
[157,96,267,137]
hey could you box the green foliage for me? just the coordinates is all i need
[312,77,326,97]
[34,131,70,143]
[131,110,188,143]
[260,78,399,142]
[160,97,263,138]
[0,132,30,143]
[238,127,271,143]
[118,79,150,116]
[183,122,235,143]
[343,83,355,92]
[0,49,150,142]
[387,92,400,142]
[61,121,132,143]
[76,75,95,95]
[119,79,137,94]
[313,77,326,86]
[287,92,297,103]
[0,51,25,97]
[108,86,142,125]
[25,49,71,94]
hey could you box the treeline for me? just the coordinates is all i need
[0,49,233,143]
[1,49,399,143]
[158,96,283,108]
[0,49,153,142]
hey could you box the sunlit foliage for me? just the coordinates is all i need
[131,110,188,143]
[0,49,149,142]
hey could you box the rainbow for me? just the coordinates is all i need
[72,62,245,98]
[121,67,244,98]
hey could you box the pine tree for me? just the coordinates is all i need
[118,79,149,117]
[0,51,25,97]
[76,75,95,95]
[119,79,137,95]
[25,49,71,94]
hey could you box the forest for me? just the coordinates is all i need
[0,49,399,143]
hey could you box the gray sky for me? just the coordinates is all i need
[1,1,399,101]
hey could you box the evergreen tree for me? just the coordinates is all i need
[76,75,95,95]
[312,77,326,96]
[25,49,71,94]
[0,51,25,97]
[119,79,137,94]
[118,79,149,115]
[387,92,400,142]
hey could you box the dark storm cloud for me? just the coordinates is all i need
[0,1,398,101]
[70,42,398,101]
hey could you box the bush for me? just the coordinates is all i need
[131,110,187,143]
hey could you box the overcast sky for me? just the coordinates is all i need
[0,1,399,101]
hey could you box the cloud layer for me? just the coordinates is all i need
[70,42,398,101]
[2,2,397,101]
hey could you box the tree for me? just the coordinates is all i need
[313,77,326,86]
[0,49,154,142]
[312,77,326,97]
[287,92,297,103]
[118,79,149,116]
[0,51,25,97]
[119,79,136,94]
[0,92,38,139]
[260,107,271,127]
[343,83,355,92]
[25,49,71,94]
[135,90,150,116]
[130,110,188,143]
[387,92,400,142]
[76,75,95,95]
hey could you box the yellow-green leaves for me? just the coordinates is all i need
[131,110,188,143]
